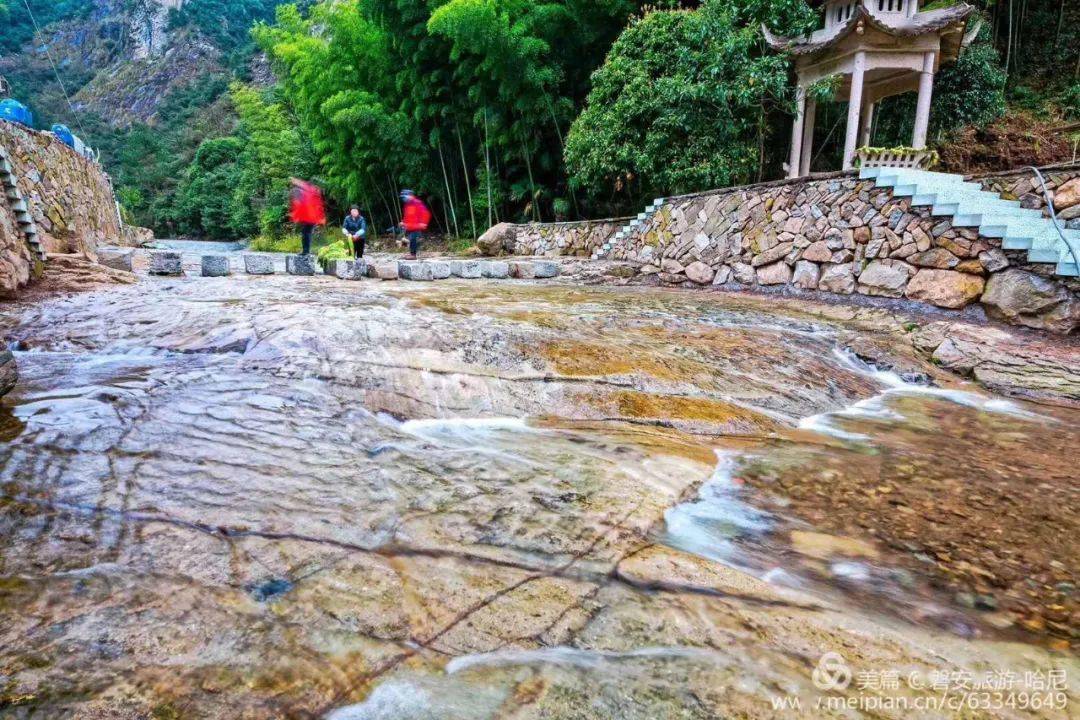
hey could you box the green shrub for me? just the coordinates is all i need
[248,234,301,253]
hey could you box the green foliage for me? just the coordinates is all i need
[564,1,795,210]
[873,31,1007,147]
[248,233,302,253]
[0,0,88,53]
[316,240,351,263]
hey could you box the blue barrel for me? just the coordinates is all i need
[51,124,75,148]
[0,99,33,127]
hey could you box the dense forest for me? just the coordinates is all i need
[1,0,1077,241]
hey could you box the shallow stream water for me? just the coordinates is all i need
[0,275,1075,718]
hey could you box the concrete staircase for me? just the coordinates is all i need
[861,167,1080,277]
[0,144,47,264]
[591,197,666,261]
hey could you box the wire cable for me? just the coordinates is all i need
[19,0,89,137]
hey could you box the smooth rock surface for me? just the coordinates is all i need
[818,263,856,294]
[792,260,820,290]
[244,255,275,275]
[756,261,792,285]
[201,255,231,277]
[286,255,318,276]
[149,251,183,276]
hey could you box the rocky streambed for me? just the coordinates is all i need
[0,272,1076,718]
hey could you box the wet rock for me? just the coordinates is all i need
[399,262,434,281]
[756,261,792,285]
[201,255,231,277]
[819,263,856,294]
[481,261,510,279]
[905,269,985,309]
[509,261,536,279]
[244,255,275,275]
[286,255,318,276]
[0,350,16,397]
[336,260,368,280]
[430,261,452,280]
[857,259,914,298]
[98,247,134,272]
[790,531,880,560]
[246,578,293,602]
[368,262,399,280]
[684,261,715,285]
[533,261,559,279]
[981,269,1079,334]
[450,260,482,278]
[477,222,517,255]
[792,260,820,290]
[149,251,182,276]
[606,265,637,279]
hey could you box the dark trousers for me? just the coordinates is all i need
[300,223,315,255]
[352,236,365,258]
[407,231,422,256]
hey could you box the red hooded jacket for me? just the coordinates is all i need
[402,196,432,232]
[289,181,326,225]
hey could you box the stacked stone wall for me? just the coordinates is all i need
[511,218,629,257]
[0,120,122,294]
[974,165,1080,224]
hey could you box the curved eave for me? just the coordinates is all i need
[764,3,976,57]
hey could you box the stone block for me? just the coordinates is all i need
[857,259,914,298]
[368,262,399,280]
[982,269,1078,334]
[399,261,434,281]
[430,261,452,279]
[481,261,510,279]
[244,255,275,275]
[509,261,536,279]
[756,260,792,285]
[450,260,483,278]
[286,254,318,276]
[333,260,368,280]
[684,261,715,285]
[905,269,985,309]
[201,255,231,277]
[149,251,182,276]
[98,247,134,272]
[533,261,559,279]
[793,260,820,290]
[819,263,856,294]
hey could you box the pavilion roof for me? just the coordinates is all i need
[763,1,977,57]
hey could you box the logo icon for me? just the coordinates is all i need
[813,652,852,691]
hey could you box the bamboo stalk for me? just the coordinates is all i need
[455,124,478,236]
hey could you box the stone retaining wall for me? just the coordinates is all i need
[511,218,628,257]
[0,120,123,294]
[974,165,1080,224]
[494,166,1080,333]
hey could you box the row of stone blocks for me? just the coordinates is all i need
[147,252,559,281]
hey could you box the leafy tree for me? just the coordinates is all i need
[175,137,244,238]
[564,1,799,212]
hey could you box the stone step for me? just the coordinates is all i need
[1057,261,1078,277]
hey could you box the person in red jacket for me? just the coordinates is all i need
[289,178,326,255]
[399,189,431,260]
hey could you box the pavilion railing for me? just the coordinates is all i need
[855,146,939,170]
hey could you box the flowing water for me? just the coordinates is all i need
[0,275,1076,718]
